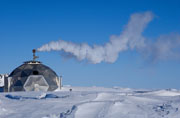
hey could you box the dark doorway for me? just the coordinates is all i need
[33,71,39,75]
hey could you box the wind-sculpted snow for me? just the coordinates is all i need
[0,87,180,118]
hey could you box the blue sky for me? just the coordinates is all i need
[0,0,180,89]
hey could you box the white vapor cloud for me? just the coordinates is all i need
[37,11,180,64]
[143,33,180,62]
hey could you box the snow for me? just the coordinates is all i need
[0,86,180,118]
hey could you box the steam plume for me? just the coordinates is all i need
[143,33,180,62]
[37,11,180,64]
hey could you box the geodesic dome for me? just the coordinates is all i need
[9,61,59,92]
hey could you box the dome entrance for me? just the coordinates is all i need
[24,75,49,92]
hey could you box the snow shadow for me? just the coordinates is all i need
[153,103,179,117]
[43,105,77,118]
[5,94,69,100]
[60,105,77,118]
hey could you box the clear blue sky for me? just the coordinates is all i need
[0,0,180,89]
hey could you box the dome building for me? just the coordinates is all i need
[6,49,61,92]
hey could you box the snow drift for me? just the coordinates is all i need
[1,87,180,118]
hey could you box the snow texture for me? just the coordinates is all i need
[1,86,180,118]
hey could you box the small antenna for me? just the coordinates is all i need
[32,49,39,61]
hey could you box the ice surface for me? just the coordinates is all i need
[0,86,180,118]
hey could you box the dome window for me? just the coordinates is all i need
[33,71,39,75]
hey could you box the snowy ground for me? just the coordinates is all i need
[1,86,180,118]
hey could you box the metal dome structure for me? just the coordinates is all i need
[8,49,60,92]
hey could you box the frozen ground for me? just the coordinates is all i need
[1,86,180,118]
